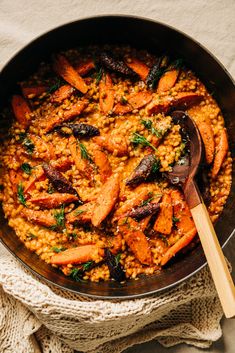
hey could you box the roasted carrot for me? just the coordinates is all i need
[75,59,95,76]
[160,227,197,266]
[66,202,94,224]
[20,208,56,228]
[24,168,45,194]
[118,217,152,265]
[113,91,152,115]
[51,158,72,172]
[109,233,123,254]
[126,57,150,80]
[50,84,74,103]
[91,174,120,227]
[11,95,31,128]
[157,68,179,93]
[196,120,215,164]
[44,100,88,133]
[50,244,101,265]
[171,189,196,235]
[68,135,93,178]
[93,134,128,157]
[9,170,22,194]
[21,86,48,99]
[154,193,173,235]
[29,193,78,209]
[211,128,229,178]
[92,147,112,182]
[99,73,115,114]
[139,215,151,231]
[53,54,88,94]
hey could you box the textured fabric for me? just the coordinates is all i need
[0,1,235,353]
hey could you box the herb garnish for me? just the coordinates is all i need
[27,233,37,240]
[17,183,27,206]
[158,234,168,246]
[131,133,158,152]
[79,142,93,163]
[95,67,103,84]
[47,183,55,194]
[47,78,62,94]
[172,216,180,224]
[82,261,94,271]
[141,119,164,138]
[21,163,32,175]
[19,133,35,154]
[51,246,67,253]
[67,232,77,240]
[115,253,121,266]
[74,209,85,216]
[151,157,161,174]
[120,96,128,105]
[53,205,65,230]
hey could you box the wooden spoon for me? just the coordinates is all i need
[167,110,235,318]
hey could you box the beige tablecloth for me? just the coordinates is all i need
[0,1,235,353]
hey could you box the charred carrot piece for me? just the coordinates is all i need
[20,208,56,228]
[51,158,72,172]
[171,189,196,235]
[51,244,101,265]
[126,57,150,80]
[113,187,152,220]
[68,135,93,178]
[99,73,115,114]
[161,227,197,266]
[91,174,120,227]
[11,95,31,128]
[75,59,95,76]
[146,99,170,116]
[22,86,48,99]
[50,84,74,103]
[44,101,88,133]
[211,129,229,178]
[9,170,22,194]
[139,215,151,231]
[29,193,78,209]
[154,193,173,235]
[93,134,128,157]
[92,147,112,182]
[196,120,215,164]
[53,54,88,94]
[109,233,123,255]
[118,217,152,265]
[157,68,179,93]
[66,202,94,224]
[24,168,45,194]
[113,91,152,115]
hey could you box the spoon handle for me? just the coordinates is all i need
[190,200,235,318]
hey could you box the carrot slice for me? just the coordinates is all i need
[11,95,31,128]
[51,158,72,172]
[22,86,48,99]
[113,91,152,115]
[29,193,78,209]
[20,208,56,228]
[211,129,229,178]
[66,202,94,224]
[196,120,215,164]
[118,217,152,265]
[139,215,151,231]
[50,84,74,103]
[9,170,22,194]
[92,147,112,182]
[157,68,179,93]
[51,244,100,265]
[91,174,120,227]
[154,193,173,235]
[161,227,197,266]
[44,101,88,133]
[93,134,128,157]
[53,54,88,94]
[24,168,45,194]
[171,190,196,235]
[75,59,95,76]
[68,135,93,178]
[99,73,115,114]
[126,57,150,80]
[109,233,123,255]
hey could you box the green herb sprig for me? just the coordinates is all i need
[131,132,158,152]
[79,142,93,163]
[21,163,32,175]
[52,205,65,231]
[141,119,164,138]
[17,183,27,206]
[51,246,67,253]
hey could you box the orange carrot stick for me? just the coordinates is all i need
[53,54,88,94]
[157,68,179,93]
[154,193,173,235]
[21,86,48,99]
[50,244,101,265]
[126,57,150,80]
[91,174,120,227]
[196,120,215,164]
[66,202,94,224]
[75,59,95,76]
[118,217,152,265]
[9,169,22,194]
[11,95,31,128]
[50,84,74,103]
[139,215,151,231]
[24,168,45,194]
[29,193,78,209]
[113,91,152,115]
[211,128,229,178]
[20,208,56,228]
[68,135,93,178]
[161,227,197,266]
[92,147,112,182]
[99,73,114,114]
[93,134,128,157]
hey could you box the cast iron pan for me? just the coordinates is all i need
[0,15,234,299]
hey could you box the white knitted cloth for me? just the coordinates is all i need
[0,1,235,352]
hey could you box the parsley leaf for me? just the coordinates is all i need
[172,216,180,224]
[115,253,121,266]
[131,132,158,152]
[27,233,37,240]
[53,205,65,230]
[69,268,85,282]
[47,78,62,93]
[79,142,93,163]
[95,67,103,84]
[141,119,164,138]
[83,261,94,271]
[74,209,85,216]
[17,183,27,206]
[21,163,32,175]
[51,246,67,253]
